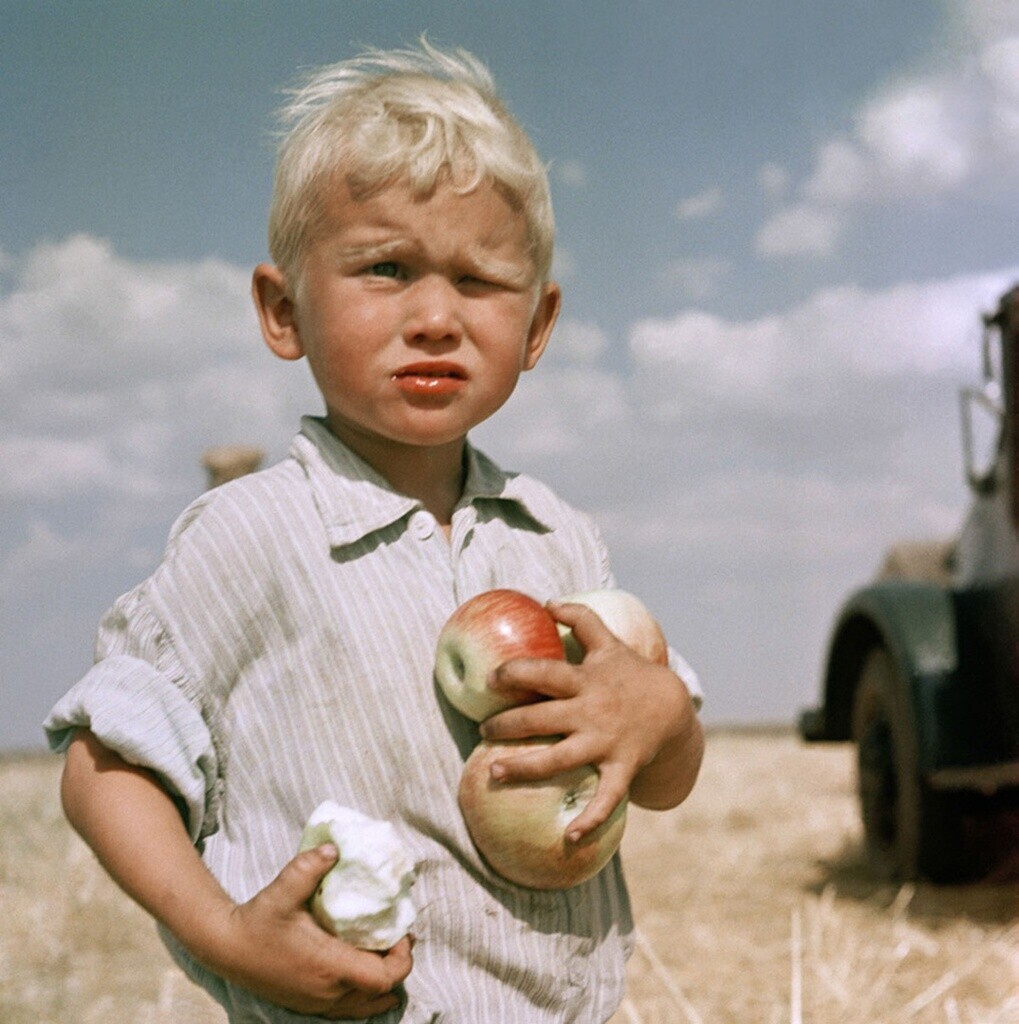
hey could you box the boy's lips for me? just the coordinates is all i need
[392,361,468,396]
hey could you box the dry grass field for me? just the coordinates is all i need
[2,729,1016,1023]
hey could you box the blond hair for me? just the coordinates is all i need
[267,40,555,284]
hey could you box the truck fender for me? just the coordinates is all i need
[818,580,956,773]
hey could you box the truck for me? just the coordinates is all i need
[799,284,1019,882]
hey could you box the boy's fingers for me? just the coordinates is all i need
[488,657,577,700]
[376,935,415,981]
[265,844,339,910]
[563,767,630,843]
[484,733,591,782]
[547,601,620,655]
[480,693,573,742]
[329,937,414,1002]
[322,994,400,1021]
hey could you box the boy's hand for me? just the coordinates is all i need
[479,600,703,843]
[61,732,412,1020]
[214,844,413,1019]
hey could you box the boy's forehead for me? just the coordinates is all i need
[315,175,533,257]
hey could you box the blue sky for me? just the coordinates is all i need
[3,1,1019,749]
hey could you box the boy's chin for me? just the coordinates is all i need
[323,415,469,457]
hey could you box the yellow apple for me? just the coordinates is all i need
[458,738,627,890]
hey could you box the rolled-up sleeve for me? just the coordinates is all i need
[44,578,221,844]
[44,655,218,843]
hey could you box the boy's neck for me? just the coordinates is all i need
[328,421,467,527]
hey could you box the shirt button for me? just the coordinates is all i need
[409,510,436,540]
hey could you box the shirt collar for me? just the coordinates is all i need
[290,417,555,549]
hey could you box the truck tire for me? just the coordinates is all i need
[851,648,970,881]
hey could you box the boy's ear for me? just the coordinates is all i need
[522,281,562,371]
[252,263,304,361]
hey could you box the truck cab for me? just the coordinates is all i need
[800,286,1019,882]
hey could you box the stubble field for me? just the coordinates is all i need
[1,729,1016,1023]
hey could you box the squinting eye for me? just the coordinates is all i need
[459,274,494,289]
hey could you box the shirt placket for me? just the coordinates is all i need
[401,508,460,606]
[447,504,482,605]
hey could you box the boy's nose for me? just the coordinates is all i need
[402,276,463,346]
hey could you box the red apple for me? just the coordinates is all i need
[458,738,627,889]
[434,589,565,722]
[556,588,668,666]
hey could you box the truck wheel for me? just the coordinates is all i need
[851,648,970,881]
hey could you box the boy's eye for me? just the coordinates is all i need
[459,273,497,290]
[367,261,402,279]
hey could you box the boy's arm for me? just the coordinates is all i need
[478,601,705,842]
[61,729,412,1018]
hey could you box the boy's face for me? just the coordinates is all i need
[254,177,560,467]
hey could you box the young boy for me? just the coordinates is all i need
[46,42,704,1023]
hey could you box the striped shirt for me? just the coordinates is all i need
[46,416,701,1024]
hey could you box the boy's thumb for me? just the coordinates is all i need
[269,844,339,908]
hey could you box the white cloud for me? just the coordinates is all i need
[857,80,975,191]
[982,36,1019,145]
[544,318,609,365]
[478,269,1019,529]
[803,138,868,204]
[675,186,724,221]
[629,269,1017,417]
[756,5,1019,260]
[1,521,124,596]
[755,203,843,257]
[629,307,785,411]
[482,362,629,460]
[0,234,319,507]
[982,36,1019,101]
[591,467,961,570]
[485,269,1019,562]
[0,436,120,499]
[961,0,1019,45]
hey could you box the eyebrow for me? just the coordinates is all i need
[333,240,407,265]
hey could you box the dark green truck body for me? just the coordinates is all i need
[799,287,1019,881]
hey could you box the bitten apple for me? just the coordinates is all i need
[434,589,565,722]
[459,738,627,889]
[556,588,668,666]
[298,801,417,951]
